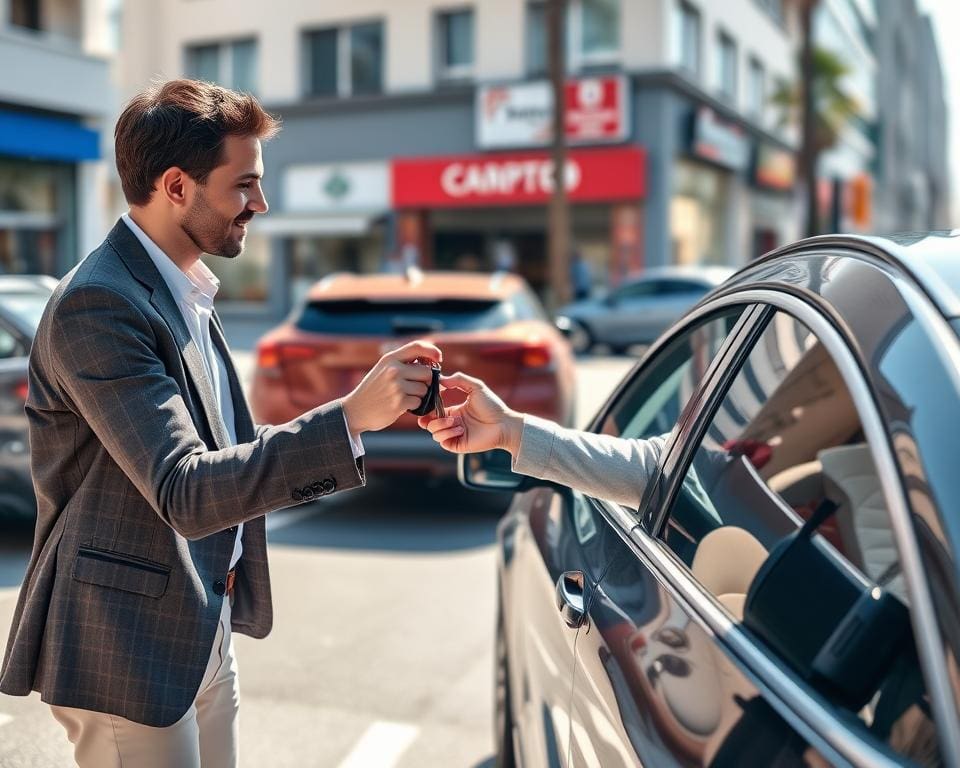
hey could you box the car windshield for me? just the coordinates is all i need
[295,298,516,335]
[0,292,50,333]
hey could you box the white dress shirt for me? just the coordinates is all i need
[123,214,365,571]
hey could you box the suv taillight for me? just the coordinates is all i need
[11,380,28,403]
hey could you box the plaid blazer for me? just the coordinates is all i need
[0,219,365,727]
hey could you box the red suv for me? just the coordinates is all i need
[250,270,575,475]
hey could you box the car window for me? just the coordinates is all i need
[662,310,942,766]
[0,293,49,333]
[600,306,745,442]
[510,287,548,322]
[295,298,515,335]
[0,325,18,359]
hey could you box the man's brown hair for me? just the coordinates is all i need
[115,79,280,206]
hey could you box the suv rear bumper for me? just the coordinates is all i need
[361,430,457,476]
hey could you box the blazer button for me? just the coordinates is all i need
[213,580,226,596]
[322,478,336,494]
[228,526,238,533]
[311,481,323,495]
[302,486,315,500]
[292,489,303,502]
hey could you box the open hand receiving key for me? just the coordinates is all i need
[417,372,523,456]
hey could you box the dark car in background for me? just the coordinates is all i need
[251,270,575,476]
[0,275,57,520]
[556,266,734,354]
[463,234,960,767]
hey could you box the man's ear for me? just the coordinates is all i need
[158,167,190,208]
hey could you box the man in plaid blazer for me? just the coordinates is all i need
[0,80,440,767]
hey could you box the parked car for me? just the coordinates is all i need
[556,266,734,354]
[0,275,57,519]
[250,270,575,476]
[463,234,960,767]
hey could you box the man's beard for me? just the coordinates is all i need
[181,187,252,259]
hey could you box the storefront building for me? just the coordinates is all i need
[245,70,796,318]
[0,5,113,280]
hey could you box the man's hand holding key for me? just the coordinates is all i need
[341,340,443,434]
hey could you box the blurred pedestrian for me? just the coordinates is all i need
[570,248,592,300]
[0,79,441,768]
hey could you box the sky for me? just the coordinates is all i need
[917,0,960,224]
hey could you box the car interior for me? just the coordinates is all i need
[654,326,942,765]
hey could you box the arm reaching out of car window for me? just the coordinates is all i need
[418,372,667,508]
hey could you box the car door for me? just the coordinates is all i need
[568,299,956,766]
[500,302,752,768]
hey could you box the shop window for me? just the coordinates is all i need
[185,39,259,94]
[717,31,737,103]
[11,0,41,32]
[747,56,765,118]
[674,1,701,78]
[437,8,474,81]
[204,232,270,303]
[305,22,383,98]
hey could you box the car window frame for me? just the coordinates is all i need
[639,288,960,766]
[581,303,764,539]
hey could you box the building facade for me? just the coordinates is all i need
[119,0,802,317]
[0,0,115,278]
[874,0,949,232]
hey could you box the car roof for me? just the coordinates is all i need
[750,231,960,320]
[622,265,736,286]
[0,275,58,294]
[305,270,526,302]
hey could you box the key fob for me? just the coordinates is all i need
[408,362,441,416]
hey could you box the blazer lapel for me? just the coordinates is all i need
[210,310,257,443]
[106,219,231,450]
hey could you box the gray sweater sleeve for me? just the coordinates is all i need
[511,414,667,509]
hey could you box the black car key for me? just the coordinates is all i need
[408,361,442,417]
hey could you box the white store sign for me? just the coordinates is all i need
[283,161,390,212]
[476,75,629,149]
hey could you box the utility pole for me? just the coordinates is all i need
[799,0,820,236]
[547,0,571,311]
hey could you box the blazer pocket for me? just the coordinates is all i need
[72,546,170,599]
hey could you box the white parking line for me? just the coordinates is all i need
[265,505,322,533]
[0,713,13,728]
[336,721,419,768]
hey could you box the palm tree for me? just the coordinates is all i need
[773,45,862,236]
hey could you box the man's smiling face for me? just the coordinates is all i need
[180,134,268,258]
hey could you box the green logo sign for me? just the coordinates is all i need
[324,171,350,201]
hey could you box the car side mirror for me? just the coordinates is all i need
[458,450,525,492]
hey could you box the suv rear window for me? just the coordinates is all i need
[295,298,516,336]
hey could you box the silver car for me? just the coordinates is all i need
[0,276,57,519]
[556,266,734,354]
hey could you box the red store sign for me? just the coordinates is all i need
[391,147,645,208]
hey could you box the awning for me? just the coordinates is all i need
[0,109,100,162]
[251,213,381,236]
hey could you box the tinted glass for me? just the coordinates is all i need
[663,311,941,766]
[601,307,744,441]
[186,43,220,83]
[295,299,515,336]
[441,10,473,69]
[526,1,547,74]
[581,0,619,55]
[231,39,257,93]
[0,325,17,359]
[306,28,338,96]
[351,22,383,95]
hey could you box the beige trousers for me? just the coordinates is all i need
[50,596,239,768]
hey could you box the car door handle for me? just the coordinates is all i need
[556,570,588,630]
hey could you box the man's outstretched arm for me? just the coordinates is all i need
[45,283,440,539]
